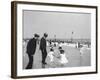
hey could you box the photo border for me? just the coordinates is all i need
[11,1,98,79]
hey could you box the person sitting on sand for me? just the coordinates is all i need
[47,48,55,62]
[58,49,68,67]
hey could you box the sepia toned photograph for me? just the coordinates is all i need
[11,1,97,78]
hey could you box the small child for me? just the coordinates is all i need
[59,49,68,67]
[48,48,54,62]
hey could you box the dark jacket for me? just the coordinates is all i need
[26,38,37,55]
[40,37,46,50]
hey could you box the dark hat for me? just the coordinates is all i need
[50,48,54,51]
[34,33,39,37]
[44,33,48,37]
[58,47,62,50]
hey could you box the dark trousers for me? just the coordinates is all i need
[26,54,33,69]
[41,49,47,64]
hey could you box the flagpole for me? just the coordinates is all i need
[71,31,74,42]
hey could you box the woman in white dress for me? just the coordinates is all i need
[59,49,68,67]
[47,48,54,62]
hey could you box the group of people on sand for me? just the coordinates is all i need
[47,46,68,67]
[25,33,68,69]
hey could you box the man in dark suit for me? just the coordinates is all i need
[26,34,39,69]
[40,33,48,65]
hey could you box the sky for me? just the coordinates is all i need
[23,10,91,39]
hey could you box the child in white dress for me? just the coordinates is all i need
[48,48,54,62]
[59,49,68,66]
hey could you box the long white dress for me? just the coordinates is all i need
[80,47,86,55]
[59,53,68,64]
[48,51,54,62]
